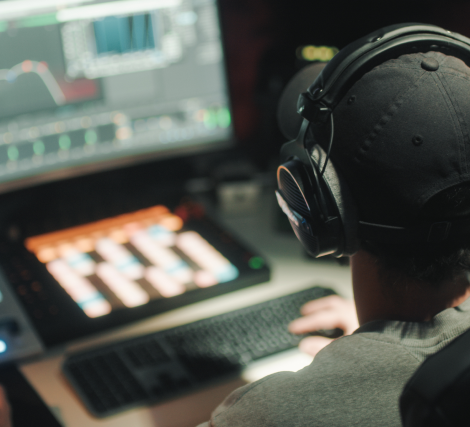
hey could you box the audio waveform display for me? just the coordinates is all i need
[62,6,186,79]
[93,14,156,55]
[0,60,66,106]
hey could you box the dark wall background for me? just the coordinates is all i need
[217,0,470,167]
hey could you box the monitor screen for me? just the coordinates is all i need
[0,0,232,193]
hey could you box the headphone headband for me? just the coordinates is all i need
[298,24,470,124]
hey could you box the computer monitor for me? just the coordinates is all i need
[0,0,233,194]
[0,0,270,354]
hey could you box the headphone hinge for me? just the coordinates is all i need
[297,92,332,123]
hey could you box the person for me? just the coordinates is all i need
[197,27,470,427]
[289,291,358,356]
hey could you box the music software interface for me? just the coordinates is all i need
[25,205,239,318]
[0,0,231,188]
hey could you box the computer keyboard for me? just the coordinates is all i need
[63,286,341,417]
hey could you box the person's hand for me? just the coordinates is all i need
[0,385,11,427]
[288,295,359,357]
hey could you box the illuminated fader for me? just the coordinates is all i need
[25,205,239,318]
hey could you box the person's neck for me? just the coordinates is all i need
[351,250,470,325]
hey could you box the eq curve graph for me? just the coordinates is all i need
[0,60,66,106]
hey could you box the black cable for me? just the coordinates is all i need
[320,113,334,176]
[305,145,328,221]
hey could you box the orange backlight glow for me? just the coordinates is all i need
[26,205,177,256]
[24,204,238,318]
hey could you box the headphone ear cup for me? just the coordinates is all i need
[277,159,323,256]
[311,146,359,256]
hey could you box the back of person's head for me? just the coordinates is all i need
[276,25,470,290]
[364,182,470,289]
[329,51,470,288]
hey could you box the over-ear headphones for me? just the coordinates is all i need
[276,23,470,258]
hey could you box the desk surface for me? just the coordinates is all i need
[19,193,352,427]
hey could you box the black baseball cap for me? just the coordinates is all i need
[281,51,470,226]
